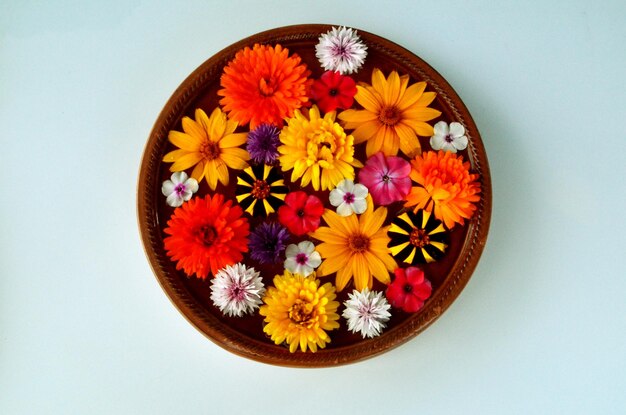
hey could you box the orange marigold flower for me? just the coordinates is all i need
[164,194,250,279]
[405,150,481,229]
[218,44,312,129]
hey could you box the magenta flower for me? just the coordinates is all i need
[358,152,411,205]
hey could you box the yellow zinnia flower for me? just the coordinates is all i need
[338,68,441,158]
[310,196,397,291]
[278,105,363,191]
[259,271,340,353]
[163,107,249,190]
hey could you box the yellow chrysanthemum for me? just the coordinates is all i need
[163,107,249,190]
[260,271,340,353]
[310,196,397,291]
[338,68,441,158]
[277,105,363,191]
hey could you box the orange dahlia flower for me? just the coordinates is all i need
[405,150,481,229]
[218,44,312,129]
[163,194,250,279]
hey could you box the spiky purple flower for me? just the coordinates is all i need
[248,222,289,264]
[246,124,281,164]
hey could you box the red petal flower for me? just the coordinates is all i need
[278,191,324,236]
[310,71,357,113]
[385,267,432,312]
[163,194,250,279]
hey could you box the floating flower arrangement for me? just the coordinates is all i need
[158,26,482,354]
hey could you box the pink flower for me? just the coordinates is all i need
[385,267,432,313]
[358,152,411,205]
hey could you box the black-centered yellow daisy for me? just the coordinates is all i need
[387,209,448,264]
[235,164,288,216]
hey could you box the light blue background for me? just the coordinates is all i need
[2,1,625,413]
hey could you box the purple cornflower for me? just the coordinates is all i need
[248,222,289,264]
[246,124,281,164]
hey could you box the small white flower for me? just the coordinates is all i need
[430,121,468,153]
[315,26,367,75]
[342,288,391,339]
[210,263,265,317]
[329,179,368,216]
[161,171,199,207]
[284,241,321,277]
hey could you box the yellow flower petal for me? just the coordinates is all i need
[335,264,353,292]
[220,147,249,169]
[168,130,201,151]
[360,205,387,236]
[353,85,381,113]
[352,253,369,291]
[215,159,229,185]
[363,251,391,284]
[397,82,426,111]
[218,132,247,149]
[170,152,203,171]
[181,116,207,141]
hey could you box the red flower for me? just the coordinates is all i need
[385,267,432,312]
[310,71,357,113]
[164,194,250,279]
[278,191,324,236]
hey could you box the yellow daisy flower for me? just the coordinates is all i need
[310,196,397,291]
[259,271,340,353]
[277,105,363,191]
[338,68,441,158]
[163,107,249,190]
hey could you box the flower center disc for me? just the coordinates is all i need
[259,77,277,96]
[200,141,220,161]
[348,234,370,252]
[409,228,430,248]
[251,179,271,200]
[289,299,314,326]
[378,106,401,126]
[196,225,217,247]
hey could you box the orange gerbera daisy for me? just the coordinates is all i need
[310,196,396,291]
[162,107,249,190]
[405,150,481,229]
[218,44,312,129]
[163,194,250,279]
[338,68,441,158]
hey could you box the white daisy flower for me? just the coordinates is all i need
[430,121,469,153]
[210,263,265,317]
[284,241,321,277]
[161,171,199,207]
[342,288,392,339]
[329,179,368,216]
[315,26,368,75]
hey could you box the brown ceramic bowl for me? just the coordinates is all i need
[137,24,491,367]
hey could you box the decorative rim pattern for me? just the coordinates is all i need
[137,24,492,367]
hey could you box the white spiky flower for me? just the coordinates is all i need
[342,288,391,338]
[315,26,367,75]
[210,263,265,317]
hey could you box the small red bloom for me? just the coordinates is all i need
[278,191,324,236]
[385,267,432,312]
[310,71,357,113]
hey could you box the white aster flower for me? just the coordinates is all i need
[315,26,367,75]
[329,179,368,216]
[210,263,265,317]
[161,171,199,207]
[284,241,321,277]
[342,288,391,339]
[430,121,468,153]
